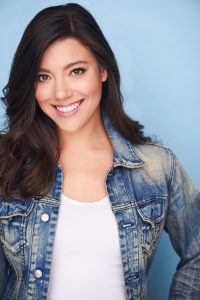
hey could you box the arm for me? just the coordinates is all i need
[165,153,200,299]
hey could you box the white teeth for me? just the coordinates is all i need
[56,101,81,112]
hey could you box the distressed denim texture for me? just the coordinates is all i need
[0,117,200,300]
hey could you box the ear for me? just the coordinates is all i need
[101,67,108,82]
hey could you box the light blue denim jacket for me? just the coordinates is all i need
[0,117,200,300]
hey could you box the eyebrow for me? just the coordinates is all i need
[38,60,88,72]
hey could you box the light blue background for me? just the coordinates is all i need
[0,1,200,299]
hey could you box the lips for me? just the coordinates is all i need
[53,99,84,116]
[56,101,81,112]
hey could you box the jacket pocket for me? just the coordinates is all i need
[136,196,167,264]
[136,196,166,226]
[0,199,34,255]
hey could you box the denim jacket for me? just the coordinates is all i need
[0,117,200,300]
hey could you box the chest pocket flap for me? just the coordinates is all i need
[0,198,34,219]
[0,198,34,255]
[136,196,166,226]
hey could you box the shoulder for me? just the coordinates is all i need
[133,142,174,163]
[131,142,176,183]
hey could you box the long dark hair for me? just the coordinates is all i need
[0,3,151,200]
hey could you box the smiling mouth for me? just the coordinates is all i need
[54,99,84,113]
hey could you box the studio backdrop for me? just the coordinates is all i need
[0,1,200,299]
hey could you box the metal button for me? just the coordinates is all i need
[34,269,43,278]
[41,213,49,222]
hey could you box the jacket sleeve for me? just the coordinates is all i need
[165,152,200,299]
[0,237,9,298]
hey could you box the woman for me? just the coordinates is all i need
[0,3,200,300]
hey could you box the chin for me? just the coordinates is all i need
[58,123,84,134]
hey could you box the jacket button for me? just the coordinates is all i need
[41,213,49,222]
[34,269,43,278]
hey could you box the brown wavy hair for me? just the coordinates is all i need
[0,3,151,200]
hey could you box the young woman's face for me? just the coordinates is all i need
[35,38,107,135]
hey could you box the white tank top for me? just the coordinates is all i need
[47,194,127,300]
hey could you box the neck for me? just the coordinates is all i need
[58,114,111,154]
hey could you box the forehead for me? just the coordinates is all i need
[39,38,97,67]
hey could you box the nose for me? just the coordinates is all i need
[54,77,72,100]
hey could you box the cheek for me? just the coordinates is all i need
[35,86,50,104]
[79,75,102,101]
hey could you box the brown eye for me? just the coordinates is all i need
[37,74,50,82]
[70,68,86,76]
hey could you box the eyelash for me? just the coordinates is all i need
[70,67,86,76]
[37,74,50,82]
[37,67,86,82]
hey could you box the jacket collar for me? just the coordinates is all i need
[102,114,144,168]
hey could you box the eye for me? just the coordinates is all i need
[37,74,50,82]
[70,67,86,76]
